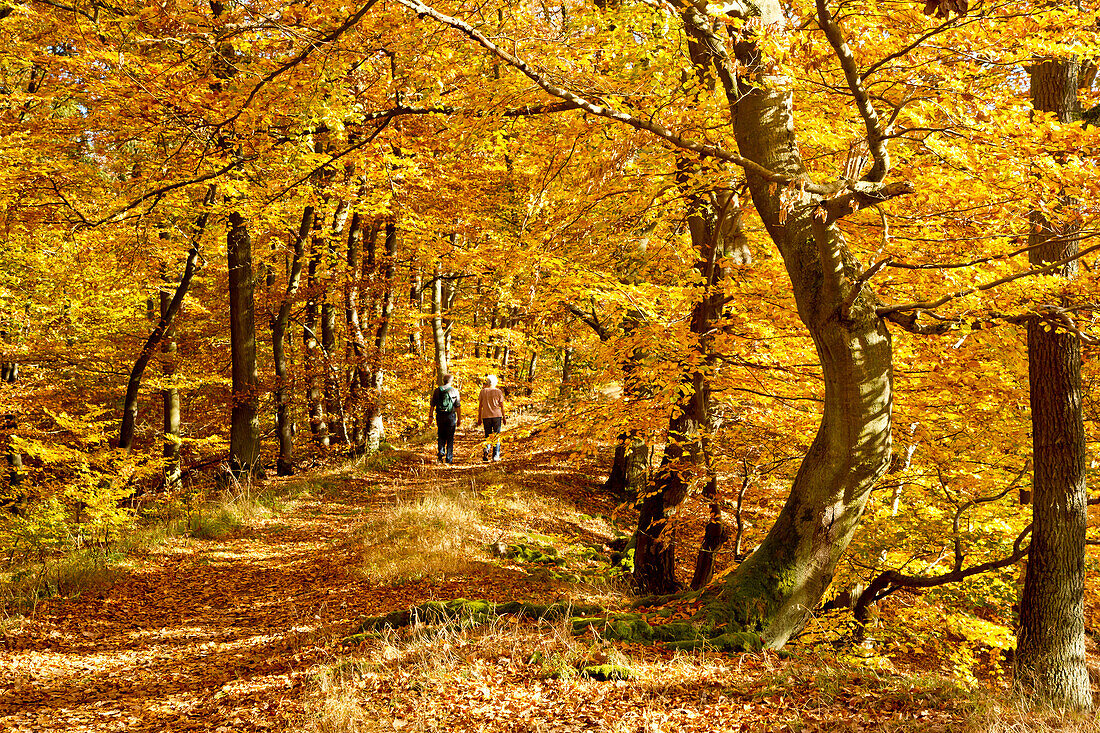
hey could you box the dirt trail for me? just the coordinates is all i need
[0,429,552,733]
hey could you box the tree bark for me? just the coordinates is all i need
[559,345,573,397]
[1014,58,1092,711]
[397,0,899,648]
[228,211,261,475]
[430,260,449,382]
[272,206,312,475]
[682,2,894,646]
[159,289,182,491]
[409,266,423,355]
[604,433,649,500]
[364,221,397,452]
[305,228,329,445]
[322,265,346,444]
[345,213,372,448]
[633,147,742,593]
[119,185,213,451]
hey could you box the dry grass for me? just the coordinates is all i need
[349,489,485,585]
[965,698,1100,733]
[307,446,1100,733]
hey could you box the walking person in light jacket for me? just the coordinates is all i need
[476,374,506,461]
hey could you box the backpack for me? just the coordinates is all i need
[437,387,455,413]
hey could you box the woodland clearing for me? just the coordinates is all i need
[1,424,1097,733]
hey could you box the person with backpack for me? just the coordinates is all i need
[428,373,461,464]
[476,374,506,462]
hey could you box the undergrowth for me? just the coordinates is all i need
[349,489,483,585]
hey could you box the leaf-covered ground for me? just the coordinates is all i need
[1,427,1096,732]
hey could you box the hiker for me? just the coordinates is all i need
[428,373,461,464]
[476,374,506,462]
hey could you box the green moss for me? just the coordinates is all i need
[353,599,606,637]
[572,613,656,643]
[696,549,798,633]
[507,543,565,565]
[580,663,634,681]
[664,630,764,652]
[652,622,698,643]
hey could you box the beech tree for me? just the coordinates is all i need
[400,0,916,647]
[392,0,1100,647]
[1,0,1095,662]
[1015,57,1092,711]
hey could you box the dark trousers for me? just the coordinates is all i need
[436,412,456,463]
[481,417,502,460]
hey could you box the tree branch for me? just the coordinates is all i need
[397,0,812,190]
[822,180,913,224]
[567,303,611,341]
[216,0,383,129]
[877,239,1100,317]
[815,0,890,181]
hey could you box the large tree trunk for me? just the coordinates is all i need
[272,206,312,476]
[228,211,261,475]
[693,82,893,647]
[397,0,896,649]
[1014,58,1092,711]
[674,0,894,644]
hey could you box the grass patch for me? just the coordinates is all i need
[185,492,276,540]
[0,548,120,614]
[351,490,483,585]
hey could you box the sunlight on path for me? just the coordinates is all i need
[0,440,479,732]
[0,426,609,732]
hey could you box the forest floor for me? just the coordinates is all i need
[0,425,1097,732]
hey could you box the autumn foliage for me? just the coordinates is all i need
[0,0,1098,721]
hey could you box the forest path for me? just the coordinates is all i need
[0,426,570,733]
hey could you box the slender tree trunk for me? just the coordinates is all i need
[159,290,182,491]
[501,314,512,372]
[1014,58,1092,710]
[604,433,648,500]
[732,464,752,558]
[3,368,20,490]
[322,297,344,442]
[305,231,328,445]
[119,185,213,451]
[0,323,19,488]
[322,252,347,444]
[409,266,423,355]
[634,151,741,593]
[272,206,312,475]
[430,260,449,382]
[345,214,371,448]
[365,222,397,452]
[473,278,482,359]
[691,474,728,590]
[559,345,573,397]
[228,211,260,475]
